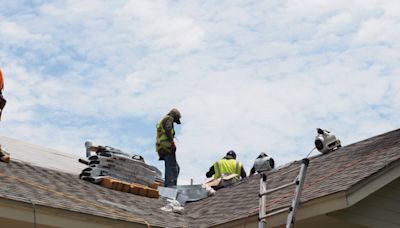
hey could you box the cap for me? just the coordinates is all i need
[168,108,181,124]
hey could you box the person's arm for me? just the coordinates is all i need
[206,165,215,178]
[241,166,247,179]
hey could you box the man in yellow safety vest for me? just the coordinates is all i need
[206,150,247,181]
[156,108,181,187]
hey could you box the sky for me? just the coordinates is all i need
[1,0,400,184]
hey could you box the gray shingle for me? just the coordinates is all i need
[0,160,189,227]
[185,129,400,227]
[1,129,399,227]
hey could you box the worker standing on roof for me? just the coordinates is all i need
[206,150,247,181]
[0,68,9,163]
[0,68,6,120]
[156,108,181,187]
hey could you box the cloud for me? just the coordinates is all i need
[0,20,49,42]
[1,0,400,184]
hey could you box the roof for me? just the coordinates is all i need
[0,160,189,227]
[0,129,400,227]
[185,129,400,227]
[0,136,85,174]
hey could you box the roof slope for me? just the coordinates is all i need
[185,129,400,227]
[0,129,399,227]
[0,136,85,174]
[0,159,189,227]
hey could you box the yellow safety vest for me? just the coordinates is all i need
[214,159,242,179]
[156,116,175,153]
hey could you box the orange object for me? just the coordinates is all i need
[149,182,161,189]
[99,177,160,198]
[121,183,130,192]
[130,184,141,195]
[0,68,3,91]
[147,188,160,198]
[100,178,113,188]
[138,187,148,197]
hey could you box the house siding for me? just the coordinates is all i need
[329,177,400,228]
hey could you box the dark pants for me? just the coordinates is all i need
[163,150,179,187]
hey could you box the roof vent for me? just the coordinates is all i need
[315,128,341,154]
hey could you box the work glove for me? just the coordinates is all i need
[171,141,176,152]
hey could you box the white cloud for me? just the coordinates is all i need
[1,0,400,184]
[0,20,49,42]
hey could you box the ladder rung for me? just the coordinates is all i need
[259,215,268,220]
[260,181,295,196]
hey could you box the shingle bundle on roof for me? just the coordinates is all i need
[79,144,162,186]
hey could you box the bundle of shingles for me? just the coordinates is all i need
[79,141,163,198]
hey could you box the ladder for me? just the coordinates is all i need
[258,158,309,228]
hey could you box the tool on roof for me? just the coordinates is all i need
[314,128,341,154]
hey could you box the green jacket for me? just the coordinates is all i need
[156,115,175,153]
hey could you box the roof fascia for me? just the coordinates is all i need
[345,159,400,206]
[0,197,147,228]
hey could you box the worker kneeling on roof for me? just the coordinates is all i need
[206,150,247,181]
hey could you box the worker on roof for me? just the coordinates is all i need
[0,68,9,163]
[206,150,247,181]
[0,68,6,120]
[156,108,181,187]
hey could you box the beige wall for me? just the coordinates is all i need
[329,177,400,228]
[0,198,147,228]
[215,177,400,228]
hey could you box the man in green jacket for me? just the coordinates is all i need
[156,108,181,187]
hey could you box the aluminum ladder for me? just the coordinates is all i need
[258,158,309,228]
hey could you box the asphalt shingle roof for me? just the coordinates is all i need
[0,129,399,227]
[185,129,400,227]
[0,160,189,227]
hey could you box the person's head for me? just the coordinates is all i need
[224,150,236,159]
[168,108,181,124]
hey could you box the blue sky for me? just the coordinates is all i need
[1,0,400,184]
